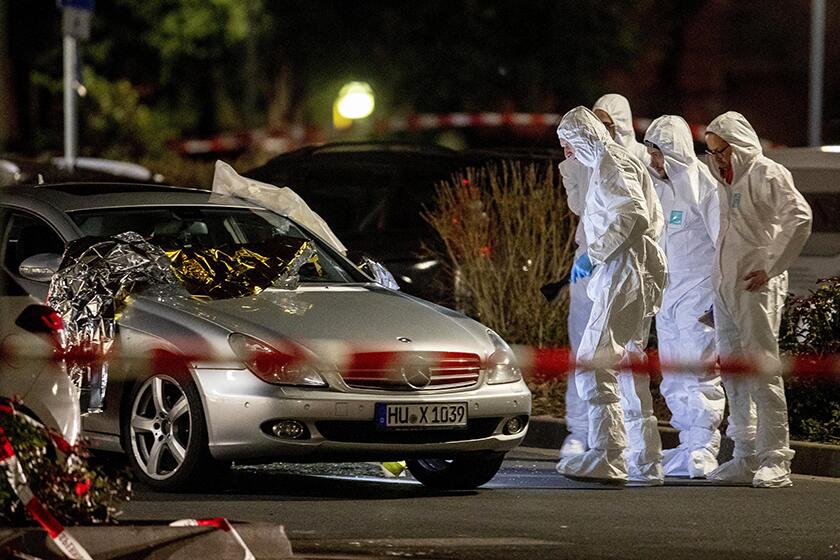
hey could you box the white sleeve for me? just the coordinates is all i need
[558,159,589,216]
[765,169,812,278]
[699,185,721,248]
[586,166,649,264]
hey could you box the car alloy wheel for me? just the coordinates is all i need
[129,375,192,481]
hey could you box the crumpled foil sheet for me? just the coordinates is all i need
[165,237,320,299]
[47,232,177,413]
[47,232,322,412]
[357,256,400,290]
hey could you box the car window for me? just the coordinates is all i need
[300,167,392,232]
[69,206,359,283]
[1,212,65,276]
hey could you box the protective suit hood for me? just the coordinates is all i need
[644,115,696,180]
[556,106,612,168]
[705,111,762,180]
[593,94,638,151]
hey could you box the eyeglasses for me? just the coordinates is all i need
[705,145,731,157]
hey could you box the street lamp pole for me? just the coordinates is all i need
[59,0,93,169]
[809,0,825,147]
[63,33,77,168]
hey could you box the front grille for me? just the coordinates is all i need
[341,351,481,391]
[315,417,503,444]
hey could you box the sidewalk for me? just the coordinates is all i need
[523,415,840,478]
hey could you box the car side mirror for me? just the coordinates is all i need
[18,253,62,282]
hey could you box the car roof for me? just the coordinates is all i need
[1,182,262,213]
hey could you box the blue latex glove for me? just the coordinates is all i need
[569,253,594,284]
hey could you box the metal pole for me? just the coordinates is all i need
[808,0,825,147]
[63,33,77,168]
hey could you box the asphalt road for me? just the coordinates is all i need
[122,448,840,560]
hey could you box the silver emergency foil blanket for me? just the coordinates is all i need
[46,232,320,412]
[47,232,177,413]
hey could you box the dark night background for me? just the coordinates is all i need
[1,1,837,160]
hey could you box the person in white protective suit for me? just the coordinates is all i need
[555,106,667,484]
[703,112,812,488]
[593,94,651,166]
[643,115,726,478]
[557,94,649,459]
[557,157,592,458]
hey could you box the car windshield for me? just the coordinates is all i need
[68,206,357,283]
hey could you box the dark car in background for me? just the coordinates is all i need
[245,142,563,305]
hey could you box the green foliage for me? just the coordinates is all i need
[780,277,840,444]
[16,1,649,153]
[82,69,178,160]
[0,410,131,526]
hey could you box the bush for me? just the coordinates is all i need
[0,406,131,526]
[780,277,840,444]
[423,160,576,348]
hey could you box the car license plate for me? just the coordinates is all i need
[375,402,468,429]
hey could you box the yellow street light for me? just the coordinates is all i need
[335,81,375,120]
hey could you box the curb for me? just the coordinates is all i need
[0,523,294,559]
[523,415,840,478]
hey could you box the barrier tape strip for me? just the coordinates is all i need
[172,113,783,155]
[0,404,92,560]
[3,337,839,381]
[170,517,256,560]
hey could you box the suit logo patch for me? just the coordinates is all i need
[669,210,684,225]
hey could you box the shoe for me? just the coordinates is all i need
[662,447,690,478]
[707,456,758,484]
[628,461,664,486]
[753,460,793,488]
[560,434,588,458]
[556,448,627,485]
[687,448,719,479]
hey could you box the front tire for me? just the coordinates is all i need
[407,452,506,490]
[122,372,217,491]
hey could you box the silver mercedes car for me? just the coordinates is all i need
[0,183,531,491]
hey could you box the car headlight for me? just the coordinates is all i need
[228,333,327,387]
[485,329,522,385]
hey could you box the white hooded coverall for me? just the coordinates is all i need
[593,94,651,167]
[555,106,667,483]
[644,115,725,478]
[558,94,648,458]
[703,112,812,487]
[558,157,593,456]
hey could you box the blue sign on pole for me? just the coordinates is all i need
[59,0,95,11]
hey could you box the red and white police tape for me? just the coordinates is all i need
[173,112,736,156]
[2,334,839,381]
[170,517,255,560]
[0,402,93,560]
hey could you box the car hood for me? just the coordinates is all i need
[135,284,491,357]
